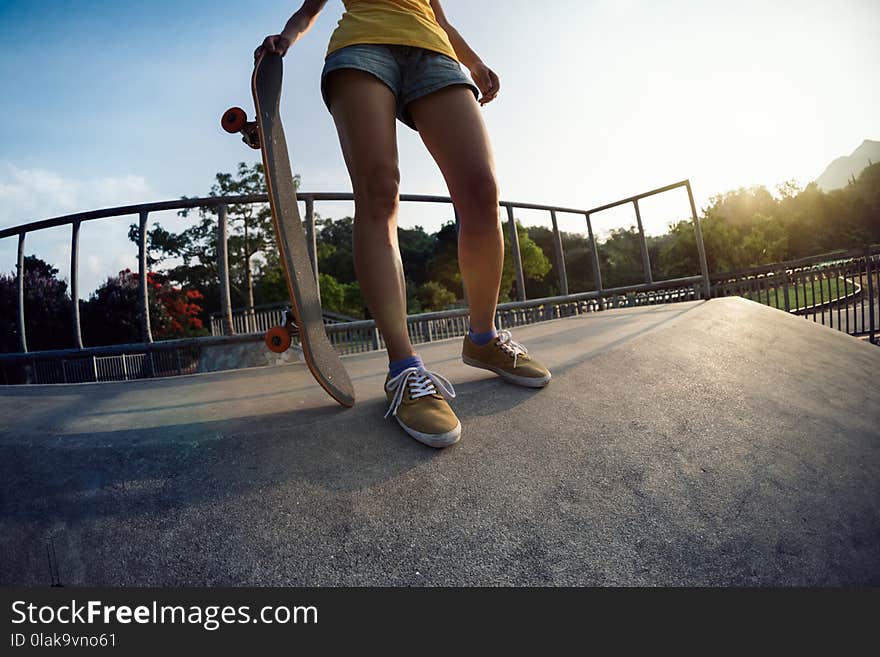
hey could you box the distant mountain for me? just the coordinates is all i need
[814,139,880,191]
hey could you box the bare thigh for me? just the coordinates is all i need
[407,85,499,215]
[325,69,400,211]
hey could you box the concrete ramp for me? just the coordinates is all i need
[1,298,878,586]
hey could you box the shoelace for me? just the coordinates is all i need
[496,330,528,368]
[384,366,456,419]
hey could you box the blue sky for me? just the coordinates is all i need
[1,0,878,296]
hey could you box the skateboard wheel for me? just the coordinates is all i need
[265,325,292,353]
[222,107,247,133]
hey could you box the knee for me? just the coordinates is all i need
[456,169,499,218]
[354,166,400,223]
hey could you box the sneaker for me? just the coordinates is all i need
[461,329,551,388]
[384,367,461,448]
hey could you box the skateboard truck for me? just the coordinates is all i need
[221,107,260,150]
[265,307,299,353]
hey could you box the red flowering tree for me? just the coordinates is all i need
[81,269,207,346]
[149,273,206,338]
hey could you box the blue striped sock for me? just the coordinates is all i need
[389,354,424,378]
[468,327,498,346]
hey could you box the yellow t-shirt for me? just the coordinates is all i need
[327,0,458,61]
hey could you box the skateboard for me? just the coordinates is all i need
[222,53,355,407]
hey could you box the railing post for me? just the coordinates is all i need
[686,181,712,299]
[371,325,381,351]
[217,204,235,336]
[304,197,320,296]
[549,210,569,296]
[633,199,653,285]
[783,276,791,313]
[866,246,876,344]
[70,220,83,349]
[505,205,527,301]
[16,232,27,353]
[138,211,153,344]
[585,213,603,293]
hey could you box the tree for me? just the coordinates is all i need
[181,162,288,312]
[501,220,552,301]
[316,216,356,284]
[0,256,73,353]
[523,226,561,297]
[426,221,463,300]
[130,162,299,321]
[416,280,456,311]
[81,269,207,346]
[398,225,436,287]
[597,227,647,288]
[317,273,364,318]
[661,214,735,276]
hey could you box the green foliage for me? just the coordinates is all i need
[426,222,463,300]
[315,216,356,284]
[318,273,364,318]
[523,226,598,297]
[523,226,559,297]
[596,227,645,288]
[316,217,461,317]
[398,225,437,287]
[500,221,551,300]
[416,280,456,311]
[660,165,879,276]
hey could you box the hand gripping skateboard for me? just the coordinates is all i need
[222,53,355,407]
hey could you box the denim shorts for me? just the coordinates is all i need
[321,44,479,130]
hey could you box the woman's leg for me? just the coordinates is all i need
[325,69,415,362]
[407,86,503,334]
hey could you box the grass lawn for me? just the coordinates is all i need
[743,276,858,310]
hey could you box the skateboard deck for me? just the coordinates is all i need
[247,53,354,407]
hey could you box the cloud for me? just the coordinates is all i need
[0,165,156,296]
[0,164,155,227]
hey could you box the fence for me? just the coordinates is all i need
[19,347,201,385]
[209,304,355,336]
[709,246,879,343]
[0,179,716,384]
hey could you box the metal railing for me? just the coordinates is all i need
[710,245,879,343]
[208,303,355,336]
[0,180,711,383]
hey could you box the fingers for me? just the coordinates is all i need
[254,35,273,60]
[478,69,500,105]
[255,35,290,61]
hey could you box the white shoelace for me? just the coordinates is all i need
[384,367,456,419]
[496,330,528,368]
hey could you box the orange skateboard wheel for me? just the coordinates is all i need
[222,107,247,133]
[265,325,292,353]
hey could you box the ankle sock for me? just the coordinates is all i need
[468,327,498,346]
[389,354,424,378]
